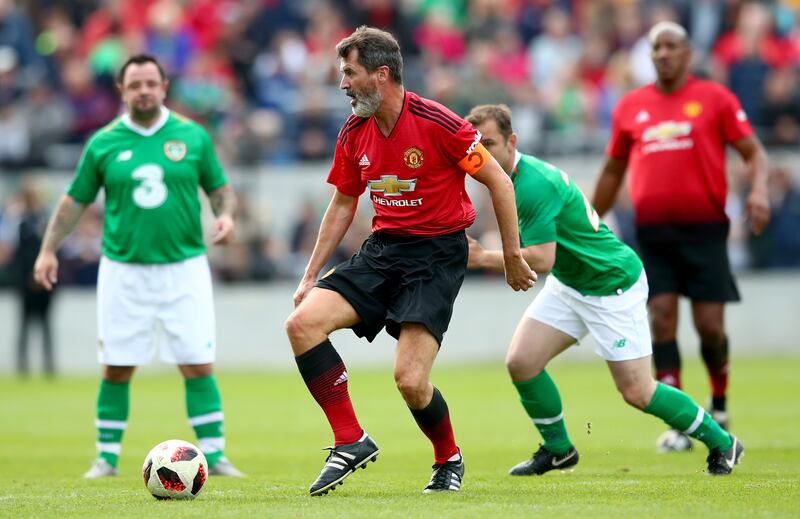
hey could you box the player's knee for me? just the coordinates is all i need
[284,309,317,344]
[619,383,650,410]
[394,369,427,406]
[649,306,677,339]
[696,321,725,344]
[505,350,543,380]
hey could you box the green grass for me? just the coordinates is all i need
[1,357,799,518]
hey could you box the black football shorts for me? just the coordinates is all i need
[636,223,740,302]
[316,230,468,345]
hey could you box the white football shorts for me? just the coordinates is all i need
[525,271,652,362]
[96,254,216,366]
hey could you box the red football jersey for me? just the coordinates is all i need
[607,76,753,226]
[327,91,491,236]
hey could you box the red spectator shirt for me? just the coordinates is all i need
[328,91,491,236]
[607,76,753,226]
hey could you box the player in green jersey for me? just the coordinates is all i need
[464,104,743,476]
[33,55,243,478]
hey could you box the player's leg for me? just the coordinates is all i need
[506,316,580,475]
[393,323,464,493]
[286,287,365,442]
[159,255,242,476]
[85,365,135,478]
[693,302,730,428]
[15,298,30,376]
[637,237,685,389]
[606,357,742,475]
[177,362,243,476]
[650,293,682,387]
[685,234,739,429]
[86,257,156,478]
[649,293,693,450]
[286,284,378,496]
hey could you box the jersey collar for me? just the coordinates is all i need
[510,149,522,181]
[121,105,170,136]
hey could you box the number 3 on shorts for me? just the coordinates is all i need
[132,164,168,209]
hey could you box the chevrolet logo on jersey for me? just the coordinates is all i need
[642,121,692,142]
[368,175,417,196]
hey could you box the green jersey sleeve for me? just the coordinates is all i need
[198,128,227,193]
[66,139,102,203]
[516,175,563,246]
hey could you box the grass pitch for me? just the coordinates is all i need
[1,357,798,518]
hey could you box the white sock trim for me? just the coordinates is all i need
[189,411,224,426]
[532,412,564,425]
[96,419,127,430]
[96,442,121,455]
[683,406,705,435]
[198,437,225,453]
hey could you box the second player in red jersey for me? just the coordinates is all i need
[607,75,753,226]
[593,21,769,457]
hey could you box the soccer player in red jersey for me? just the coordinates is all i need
[284,26,536,496]
[593,22,770,452]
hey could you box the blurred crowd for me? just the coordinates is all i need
[1,0,800,287]
[2,0,800,167]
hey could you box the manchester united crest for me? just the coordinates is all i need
[683,101,703,118]
[163,141,187,161]
[403,146,424,169]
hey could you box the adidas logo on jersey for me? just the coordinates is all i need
[635,110,650,123]
[359,154,371,167]
[333,371,349,386]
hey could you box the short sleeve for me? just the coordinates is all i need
[66,141,102,203]
[199,128,228,193]
[517,178,562,246]
[442,120,491,175]
[606,103,633,159]
[717,87,753,144]
[326,139,364,197]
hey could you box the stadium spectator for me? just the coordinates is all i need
[760,66,800,146]
[592,22,770,454]
[0,179,55,376]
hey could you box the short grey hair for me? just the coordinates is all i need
[336,26,403,84]
[648,21,688,45]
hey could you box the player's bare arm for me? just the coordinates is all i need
[208,184,237,245]
[731,135,770,235]
[592,156,628,217]
[33,194,88,291]
[471,158,537,291]
[468,235,555,274]
[293,189,358,307]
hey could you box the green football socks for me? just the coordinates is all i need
[95,380,130,467]
[185,375,226,468]
[645,382,732,451]
[513,370,573,455]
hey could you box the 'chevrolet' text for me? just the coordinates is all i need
[372,195,424,207]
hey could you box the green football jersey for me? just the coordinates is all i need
[512,151,642,296]
[67,107,227,264]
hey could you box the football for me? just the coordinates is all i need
[142,439,208,500]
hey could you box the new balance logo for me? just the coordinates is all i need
[333,371,349,386]
[359,154,371,167]
[117,150,133,161]
[613,339,627,348]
